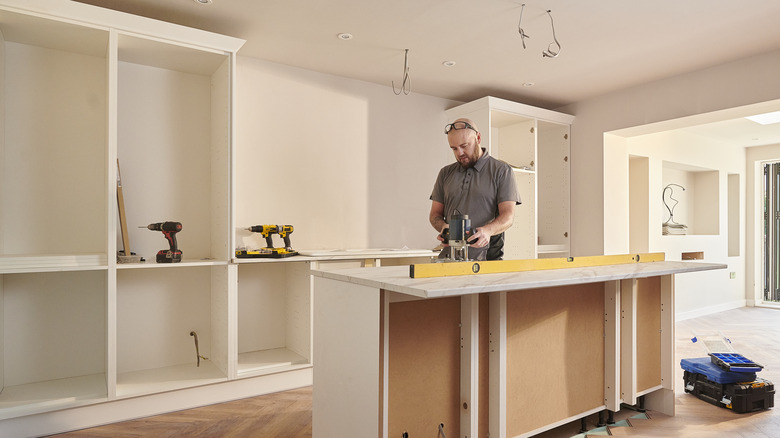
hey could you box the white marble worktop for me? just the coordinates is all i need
[311,260,726,298]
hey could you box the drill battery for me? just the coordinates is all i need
[157,249,183,263]
[235,248,297,259]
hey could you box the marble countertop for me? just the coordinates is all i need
[311,260,727,298]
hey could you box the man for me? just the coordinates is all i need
[429,118,521,260]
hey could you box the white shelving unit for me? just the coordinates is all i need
[0,2,438,435]
[444,96,574,259]
[0,1,247,435]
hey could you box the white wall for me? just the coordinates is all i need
[559,49,780,319]
[235,57,457,251]
[559,49,780,258]
[604,129,746,318]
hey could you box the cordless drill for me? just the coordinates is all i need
[247,225,278,250]
[236,224,298,258]
[143,221,183,263]
[276,225,297,254]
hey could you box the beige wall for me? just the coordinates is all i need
[235,57,457,251]
[237,48,780,317]
[559,49,780,258]
[603,128,746,318]
[559,49,780,318]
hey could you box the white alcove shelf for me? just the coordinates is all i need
[662,161,720,236]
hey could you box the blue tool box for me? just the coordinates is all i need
[683,371,774,413]
[681,357,756,384]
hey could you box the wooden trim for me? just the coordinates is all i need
[620,279,637,405]
[489,292,507,438]
[636,277,662,392]
[461,295,479,437]
[604,280,621,411]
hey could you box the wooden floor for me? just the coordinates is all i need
[52,306,780,438]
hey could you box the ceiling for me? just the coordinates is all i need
[73,0,780,146]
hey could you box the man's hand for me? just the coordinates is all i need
[468,227,490,248]
[467,201,516,248]
[437,224,450,244]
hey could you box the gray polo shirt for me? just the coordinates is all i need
[430,149,521,259]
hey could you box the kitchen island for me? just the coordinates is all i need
[311,257,725,438]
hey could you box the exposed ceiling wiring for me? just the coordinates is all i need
[392,48,411,95]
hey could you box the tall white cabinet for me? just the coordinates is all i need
[0,6,437,435]
[0,1,266,435]
[445,96,574,259]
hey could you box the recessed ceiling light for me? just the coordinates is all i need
[745,110,780,125]
[193,0,212,4]
[337,33,353,41]
[522,82,535,87]
[442,61,456,67]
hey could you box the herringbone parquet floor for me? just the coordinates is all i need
[52,306,780,438]
[51,387,312,438]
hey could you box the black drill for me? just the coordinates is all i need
[144,221,183,263]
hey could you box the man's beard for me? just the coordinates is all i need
[458,151,479,168]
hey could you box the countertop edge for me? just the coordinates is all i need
[312,261,727,298]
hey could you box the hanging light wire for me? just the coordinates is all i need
[517,3,530,49]
[392,48,411,95]
[542,9,561,58]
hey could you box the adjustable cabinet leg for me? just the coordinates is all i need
[607,410,615,424]
[579,417,588,433]
[597,410,606,427]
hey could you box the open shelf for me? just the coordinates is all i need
[0,373,107,420]
[0,254,107,274]
[237,348,310,376]
[491,111,535,170]
[0,270,107,418]
[115,33,232,263]
[237,262,312,376]
[116,259,227,269]
[1,9,109,259]
[116,266,229,397]
[116,362,226,399]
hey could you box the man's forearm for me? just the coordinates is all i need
[430,214,447,232]
[479,202,515,236]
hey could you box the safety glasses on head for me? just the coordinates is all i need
[444,121,478,134]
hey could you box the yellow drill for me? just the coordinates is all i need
[247,225,278,250]
[277,225,295,252]
[237,224,298,258]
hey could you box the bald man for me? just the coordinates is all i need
[429,118,521,261]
